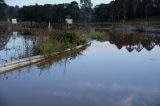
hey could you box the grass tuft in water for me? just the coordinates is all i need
[91,31,109,41]
[36,31,87,55]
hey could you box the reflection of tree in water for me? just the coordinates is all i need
[0,35,10,50]
[23,36,37,57]
[0,34,10,64]
[0,45,89,80]
[36,45,88,75]
[0,33,47,64]
[109,32,160,52]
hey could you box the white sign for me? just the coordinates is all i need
[65,19,73,24]
[12,19,17,24]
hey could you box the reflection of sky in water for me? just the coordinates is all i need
[0,35,34,64]
[0,41,160,106]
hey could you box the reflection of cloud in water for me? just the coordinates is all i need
[114,96,134,106]
[43,91,72,97]
[77,82,160,94]
[72,81,160,106]
[37,81,160,106]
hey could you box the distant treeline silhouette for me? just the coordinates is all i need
[0,0,160,22]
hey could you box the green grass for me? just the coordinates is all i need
[36,31,87,55]
[36,40,63,55]
[91,31,109,41]
[50,31,87,46]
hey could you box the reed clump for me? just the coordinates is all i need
[91,31,109,41]
[36,31,87,55]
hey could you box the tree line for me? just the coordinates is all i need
[95,0,160,22]
[0,0,160,23]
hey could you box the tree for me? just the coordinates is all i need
[8,6,19,19]
[109,1,116,22]
[80,0,92,8]
[94,4,109,21]
[0,0,7,20]
[43,4,53,22]
[114,0,121,21]
[80,0,93,20]
[66,1,80,21]
[119,0,127,20]
[54,4,68,23]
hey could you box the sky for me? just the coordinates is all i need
[5,0,112,7]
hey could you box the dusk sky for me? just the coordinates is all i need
[5,0,112,7]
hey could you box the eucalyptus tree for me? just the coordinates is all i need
[119,0,127,20]
[43,4,53,22]
[8,6,19,19]
[0,0,7,20]
[66,1,80,21]
[80,0,93,20]
[80,0,92,8]
[94,4,109,21]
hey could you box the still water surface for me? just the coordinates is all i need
[1,31,160,106]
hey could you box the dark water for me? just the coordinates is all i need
[1,31,160,106]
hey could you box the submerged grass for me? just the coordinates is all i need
[36,31,87,55]
[91,31,109,41]
[50,31,87,46]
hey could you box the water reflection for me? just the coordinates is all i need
[0,32,46,64]
[1,29,160,106]
[0,33,10,50]
[108,31,160,52]
[36,44,88,75]
[0,39,160,106]
[0,44,89,78]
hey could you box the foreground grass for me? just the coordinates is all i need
[36,31,87,55]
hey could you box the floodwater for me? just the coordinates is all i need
[1,31,160,106]
[0,32,46,64]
